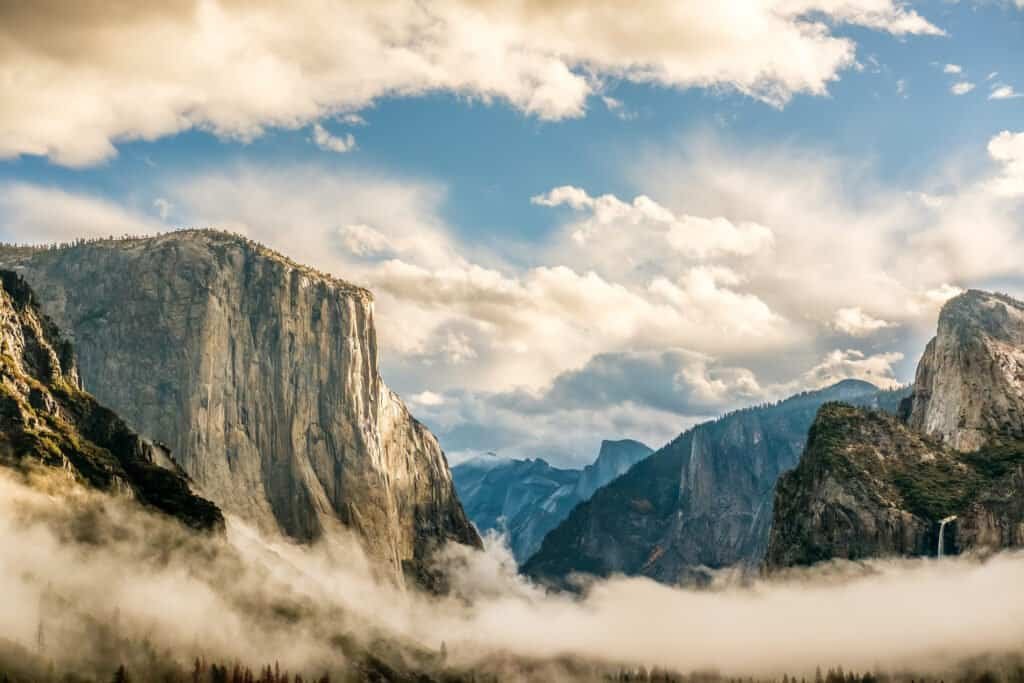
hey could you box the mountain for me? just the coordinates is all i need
[766,290,1024,569]
[452,439,653,562]
[522,379,903,586]
[0,270,221,530]
[905,290,1024,450]
[0,231,480,588]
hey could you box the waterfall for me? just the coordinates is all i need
[937,515,957,558]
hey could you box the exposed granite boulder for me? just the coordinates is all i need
[0,270,221,530]
[521,380,901,586]
[0,231,480,588]
[452,439,652,563]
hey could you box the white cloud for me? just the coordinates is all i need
[409,390,446,407]
[950,82,975,95]
[832,307,894,336]
[339,223,393,257]
[990,85,1022,100]
[0,1,943,166]
[534,186,775,262]
[0,184,164,244]
[153,197,173,220]
[943,64,962,75]
[10,126,1024,465]
[986,131,1024,198]
[311,123,355,153]
[803,349,904,389]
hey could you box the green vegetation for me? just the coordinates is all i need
[890,458,974,521]
[808,403,1024,522]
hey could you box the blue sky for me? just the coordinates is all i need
[2,0,1023,466]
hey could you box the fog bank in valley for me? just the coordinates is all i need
[2,470,1022,679]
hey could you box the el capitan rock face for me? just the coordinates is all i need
[452,439,653,563]
[0,270,222,530]
[0,231,480,587]
[521,380,902,586]
[766,290,1024,570]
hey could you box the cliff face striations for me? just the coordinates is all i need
[0,232,480,587]
[452,439,653,563]
[766,290,1024,570]
[906,290,1024,451]
[0,270,221,530]
[522,380,898,586]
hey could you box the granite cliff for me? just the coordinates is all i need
[906,290,1024,451]
[766,290,1024,569]
[0,231,480,587]
[522,380,904,586]
[452,439,653,563]
[0,270,221,530]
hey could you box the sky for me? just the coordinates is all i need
[1,0,1023,467]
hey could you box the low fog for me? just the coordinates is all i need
[2,469,1022,679]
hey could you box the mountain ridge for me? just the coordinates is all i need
[452,438,653,563]
[522,379,905,586]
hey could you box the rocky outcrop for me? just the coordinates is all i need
[0,270,221,530]
[0,231,480,588]
[452,439,652,563]
[766,290,1024,570]
[575,439,654,501]
[906,290,1024,451]
[765,402,1024,568]
[522,380,899,586]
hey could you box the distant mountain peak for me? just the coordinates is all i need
[452,438,653,564]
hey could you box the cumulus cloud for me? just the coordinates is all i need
[986,131,1024,198]
[832,306,894,336]
[803,349,904,389]
[0,184,165,244]
[950,81,975,95]
[311,123,356,153]
[5,127,1024,466]
[534,186,775,260]
[943,64,963,75]
[0,0,943,165]
[990,85,1022,100]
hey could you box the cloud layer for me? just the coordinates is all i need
[0,0,942,166]
[3,124,1023,464]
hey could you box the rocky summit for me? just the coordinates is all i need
[452,439,653,563]
[0,270,221,530]
[522,380,905,586]
[0,231,480,588]
[766,290,1024,570]
[906,290,1024,451]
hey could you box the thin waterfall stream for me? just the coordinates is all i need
[938,515,957,558]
